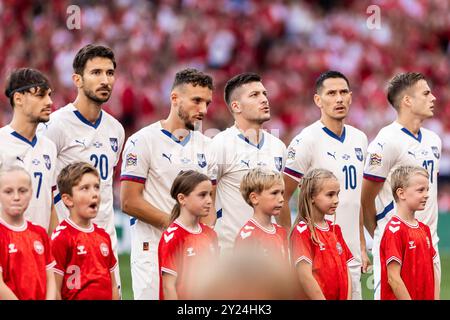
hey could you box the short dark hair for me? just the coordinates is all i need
[4,68,50,107]
[73,44,116,75]
[171,68,214,91]
[57,162,100,197]
[387,72,426,110]
[315,70,350,93]
[224,72,261,106]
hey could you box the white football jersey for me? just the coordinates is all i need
[39,103,125,238]
[212,125,286,252]
[284,120,368,265]
[363,121,441,246]
[120,121,216,255]
[0,125,57,231]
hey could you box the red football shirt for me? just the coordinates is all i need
[290,220,353,300]
[158,221,218,300]
[51,218,117,300]
[0,218,55,300]
[234,218,288,262]
[380,215,436,300]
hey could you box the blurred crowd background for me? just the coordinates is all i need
[1,0,449,212]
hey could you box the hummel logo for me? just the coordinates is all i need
[8,243,18,254]
[377,142,385,150]
[297,225,307,234]
[389,226,400,233]
[241,160,250,168]
[391,221,401,225]
[167,226,178,233]
[51,225,67,240]
[162,153,172,163]
[240,231,252,239]
[244,225,255,230]
[186,247,195,257]
[164,233,174,243]
[75,139,86,147]
[16,156,24,163]
[408,241,416,249]
[327,152,336,160]
[77,245,87,255]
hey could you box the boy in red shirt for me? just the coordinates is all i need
[51,162,119,300]
[0,167,56,300]
[380,165,439,300]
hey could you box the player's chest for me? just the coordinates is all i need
[70,235,111,263]
[404,228,431,253]
[398,143,440,165]
[3,234,46,261]
[229,148,284,173]
[1,146,53,173]
[65,132,120,160]
[181,235,216,259]
[314,143,365,169]
[153,144,210,172]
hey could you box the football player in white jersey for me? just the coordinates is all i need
[0,68,58,234]
[120,68,215,300]
[207,72,286,253]
[40,44,125,294]
[280,71,369,300]
[361,72,441,299]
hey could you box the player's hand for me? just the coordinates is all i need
[361,248,372,274]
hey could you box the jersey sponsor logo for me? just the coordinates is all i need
[8,243,18,254]
[126,153,137,166]
[167,226,178,233]
[431,146,440,159]
[240,230,252,239]
[336,242,343,255]
[164,232,175,243]
[287,147,296,160]
[241,159,250,168]
[342,154,350,160]
[100,243,109,257]
[51,225,67,240]
[93,141,103,148]
[75,139,86,147]
[369,153,382,166]
[327,151,336,160]
[296,225,307,234]
[355,148,363,161]
[274,157,282,171]
[162,153,172,163]
[408,241,416,249]
[186,247,196,257]
[389,225,400,233]
[110,138,118,152]
[32,158,40,166]
[76,245,87,255]
[43,154,51,170]
[34,240,44,255]
[197,153,207,168]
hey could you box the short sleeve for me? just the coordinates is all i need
[159,231,180,276]
[107,236,118,272]
[205,138,218,183]
[41,230,56,269]
[381,223,404,265]
[335,225,354,264]
[284,134,312,182]
[115,123,126,167]
[290,222,314,265]
[363,133,396,182]
[51,229,69,275]
[424,225,437,261]
[120,132,150,184]
[209,135,225,182]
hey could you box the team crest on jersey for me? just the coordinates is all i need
[100,243,109,257]
[336,242,343,255]
[274,157,283,171]
[431,146,440,159]
[354,148,363,162]
[43,154,51,170]
[369,153,382,166]
[32,159,40,166]
[197,153,207,168]
[126,153,137,166]
[34,240,44,255]
[110,138,118,152]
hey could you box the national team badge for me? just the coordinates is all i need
[274,157,283,171]
[126,153,137,166]
[43,154,51,170]
[100,243,109,257]
[431,146,440,159]
[369,153,382,166]
[110,138,118,152]
[336,242,343,255]
[354,148,363,162]
[197,153,207,168]
[34,240,44,255]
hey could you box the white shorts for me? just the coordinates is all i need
[348,264,362,300]
[130,220,161,300]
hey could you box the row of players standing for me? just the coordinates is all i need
[0,43,441,299]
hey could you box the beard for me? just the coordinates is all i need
[83,87,111,104]
[178,105,198,131]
